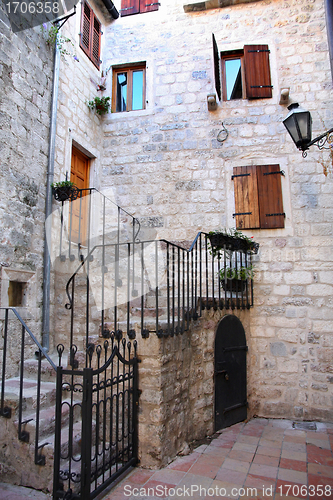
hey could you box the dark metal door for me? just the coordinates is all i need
[214,315,247,430]
[53,339,139,500]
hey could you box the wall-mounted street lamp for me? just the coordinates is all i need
[283,103,333,157]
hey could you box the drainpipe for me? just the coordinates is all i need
[325,0,333,82]
[101,0,119,19]
[42,38,60,351]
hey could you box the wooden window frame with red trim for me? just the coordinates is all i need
[79,1,102,70]
[232,165,285,230]
[215,42,273,101]
[120,0,159,17]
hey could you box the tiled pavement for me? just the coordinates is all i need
[103,418,333,500]
[0,418,332,500]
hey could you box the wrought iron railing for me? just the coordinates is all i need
[0,307,57,465]
[50,187,141,263]
[64,232,256,359]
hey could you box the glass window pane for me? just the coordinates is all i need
[132,70,144,110]
[116,72,127,112]
[225,59,242,100]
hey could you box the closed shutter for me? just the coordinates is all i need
[232,165,260,230]
[244,45,272,99]
[91,16,101,69]
[140,0,159,12]
[80,1,91,57]
[212,34,222,101]
[121,0,140,16]
[257,165,285,229]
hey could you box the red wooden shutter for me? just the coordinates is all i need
[232,165,260,230]
[91,15,101,69]
[244,45,272,99]
[80,1,91,57]
[212,34,221,101]
[140,0,159,12]
[257,165,285,229]
[121,0,140,16]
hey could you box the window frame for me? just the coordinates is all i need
[221,49,246,101]
[79,0,102,70]
[112,64,146,113]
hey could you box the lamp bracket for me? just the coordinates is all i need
[302,127,333,157]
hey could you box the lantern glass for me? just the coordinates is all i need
[283,103,312,151]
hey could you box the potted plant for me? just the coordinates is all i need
[52,180,79,202]
[87,96,111,116]
[208,228,259,255]
[219,264,254,292]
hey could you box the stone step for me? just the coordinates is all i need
[23,357,58,382]
[0,378,56,413]
[15,398,73,440]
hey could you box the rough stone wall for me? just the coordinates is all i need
[0,1,54,335]
[99,0,333,426]
[136,308,251,468]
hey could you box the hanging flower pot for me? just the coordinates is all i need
[219,265,254,292]
[87,96,111,116]
[52,181,79,202]
[208,229,259,255]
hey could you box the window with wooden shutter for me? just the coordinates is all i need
[80,1,101,69]
[233,165,285,230]
[215,40,273,101]
[120,0,158,16]
[244,45,272,99]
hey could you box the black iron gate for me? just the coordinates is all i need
[53,339,139,500]
[214,315,247,431]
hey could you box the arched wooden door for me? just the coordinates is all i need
[214,315,248,430]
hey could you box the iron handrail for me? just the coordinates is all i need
[0,308,57,370]
[0,307,57,467]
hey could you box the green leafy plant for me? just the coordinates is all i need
[219,264,254,281]
[51,180,75,188]
[87,96,111,116]
[40,23,78,59]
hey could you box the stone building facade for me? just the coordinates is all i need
[0,0,333,479]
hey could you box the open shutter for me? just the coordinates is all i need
[212,34,221,101]
[80,1,91,57]
[121,0,140,16]
[91,15,101,69]
[244,45,272,99]
[232,165,260,230]
[257,165,285,229]
[140,0,159,12]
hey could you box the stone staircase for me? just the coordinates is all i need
[0,355,83,493]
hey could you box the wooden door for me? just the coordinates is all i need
[70,147,90,245]
[215,315,247,430]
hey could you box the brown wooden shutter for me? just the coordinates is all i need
[121,0,140,16]
[212,34,221,101]
[257,165,285,229]
[140,0,159,12]
[80,1,91,57]
[244,45,272,99]
[91,15,101,69]
[232,165,260,230]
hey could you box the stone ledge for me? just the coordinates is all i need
[183,0,261,13]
